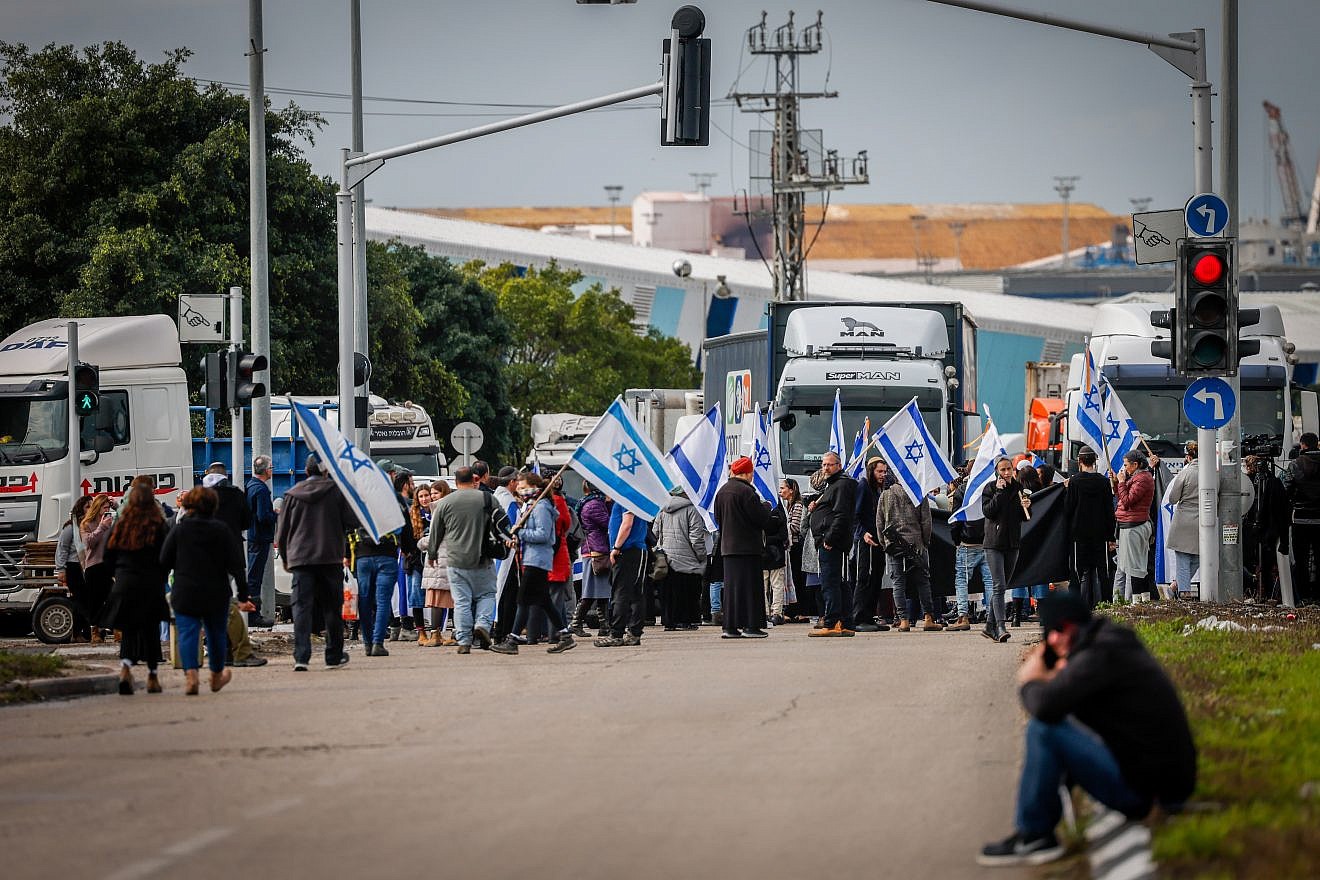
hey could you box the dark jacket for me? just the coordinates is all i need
[949,482,985,547]
[162,514,248,616]
[714,478,773,557]
[1065,470,1116,544]
[762,504,788,571]
[101,525,171,630]
[809,470,857,551]
[211,480,251,540]
[274,475,360,569]
[578,492,611,556]
[853,475,881,542]
[1285,449,1320,520]
[350,494,418,565]
[1020,618,1197,807]
[1249,468,1291,550]
[878,483,932,551]
[982,476,1026,551]
[245,476,277,543]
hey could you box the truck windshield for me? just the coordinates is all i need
[372,452,440,477]
[0,395,67,464]
[1115,385,1285,455]
[779,387,944,468]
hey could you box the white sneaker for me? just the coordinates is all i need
[293,662,309,672]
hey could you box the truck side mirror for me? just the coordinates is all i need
[94,433,115,453]
[79,449,99,466]
[772,404,796,431]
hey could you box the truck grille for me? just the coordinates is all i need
[0,532,27,581]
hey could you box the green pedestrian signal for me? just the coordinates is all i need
[75,390,100,416]
[73,362,100,415]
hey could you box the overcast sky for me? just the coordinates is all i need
[4,1,1317,221]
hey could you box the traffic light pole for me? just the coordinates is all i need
[1218,0,1243,602]
[230,290,245,490]
[66,322,80,511]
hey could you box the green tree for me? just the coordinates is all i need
[383,242,520,465]
[475,261,701,453]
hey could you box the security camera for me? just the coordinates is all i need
[672,259,693,278]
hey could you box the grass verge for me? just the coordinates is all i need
[1106,604,1320,879]
[0,649,67,704]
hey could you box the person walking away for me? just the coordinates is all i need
[1162,443,1201,598]
[655,488,708,631]
[713,456,774,639]
[1113,450,1155,602]
[948,468,989,631]
[101,477,171,694]
[982,457,1030,643]
[349,511,407,657]
[491,474,575,654]
[978,592,1195,866]
[244,455,277,627]
[1285,432,1320,604]
[594,493,650,647]
[851,458,889,631]
[203,465,265,667]
[427,466,511,654]
[274,454,358,671]
[571,481,613,637]
[79,494,116,643]
[1063,448,1116,609]
[878,477,943,632]
[808,451,857,637]
[162,487,249,694]
[55,495,94,642]
[1245,455,1290,601]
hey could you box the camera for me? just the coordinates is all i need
[1242,433,1282,459]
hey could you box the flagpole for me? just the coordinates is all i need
[508,460,573,534]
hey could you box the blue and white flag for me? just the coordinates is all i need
[874,397,957,506]
[291,400,405,542]
[569,397,675,522]
[1154,471,1182,589]
[665,403,727,532]
[752,403,780,506]
[1074,346,1141,475]
[828,389,845,456]
[951,413,1007,523]
[845,416,872,480]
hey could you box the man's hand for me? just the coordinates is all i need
[823,542,832,551]
[1149,454,1161,468]
[1016,643,1056,686]
[237,600,257,613]
[863,534,878,546]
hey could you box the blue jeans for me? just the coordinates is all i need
[955,546,994,617]
[176,610,228,674]
[709,581,722,614]
[246,541,271,611]
[407,568,424,610]
[1173,551,1198,594]
[448,564,497,646]
[356,555,398,646]
[1016,718,1151,836]
[817,544,851,628]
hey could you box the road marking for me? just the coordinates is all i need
[102,857,171,880]
[160,826,236,857]
[1088,812,1155,880]
[249,795,304,818]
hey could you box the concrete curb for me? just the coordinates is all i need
[3,666,120,701]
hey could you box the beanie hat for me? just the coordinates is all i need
[730,456,754,476]
[1038,591,1092,633]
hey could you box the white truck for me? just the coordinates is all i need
[0,316,192,641]
[268,395,446,480]
[1059,303,1318,471]
[526,413,600,499]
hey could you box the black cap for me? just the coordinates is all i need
[305,453,323,476]
[1038,591,1092,633]
[496,466,519,483]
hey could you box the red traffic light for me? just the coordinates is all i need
[1190,252,1225,285]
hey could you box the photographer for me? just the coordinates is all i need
[1285,432,1320,604]
[1246,454,1290,601]
[877,478,942,633]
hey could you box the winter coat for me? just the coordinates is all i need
[162,513,248,617]
[1065,470,1117,545]
[982,476,1026,551]
[1165,464,1200,554]
[518,498,557,571]
[211,480,251,541]
[80,514,114,569]
[1020,617,1197,807]
[1249,469,1291,550]
[274,475,360,569]
[421,537,451,593]
[1115,467,1154,524]
[785,499,805,547]
[762,504,788,571]
[809,470,856,551]
[877,483,932,552]
[245,476,277,543]
[1286,450,1320,522]
[550,493,572,583]
[655,495,709,575]
[101,525,171,630]
[714,478,773,557]
[853,476,881,542]
[578,492,611,556]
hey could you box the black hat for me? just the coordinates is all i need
[1038,591,1092,633]
[305,453,323,476]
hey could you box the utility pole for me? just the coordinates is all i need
[730,11,868,301]
[689,172,717,195]
[948,221,967,269]
[66,322,80,509]
[1129,196,1153,214]
[1054,175,1079,268]
[247,0,271,487]
[1219,0,1243,601]
[350,0,370,452]
[604,184,623,237]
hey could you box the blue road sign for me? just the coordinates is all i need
[1185,192,1229,238]
[1183,377,1236,430]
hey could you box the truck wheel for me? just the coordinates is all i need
[32,597,77,645]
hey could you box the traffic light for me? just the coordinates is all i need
[1149,308,1175,364]
[201,351,229,410]
[229,352,268,407]
[1175,240,1234,376]
[73,362,100,416]
[661,6,710,147]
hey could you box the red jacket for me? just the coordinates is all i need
[550,493,572,583]
[1115,468,1154,524]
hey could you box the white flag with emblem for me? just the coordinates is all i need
[291,401,405,542]
[873,397,957,506]
[828,388,845,456]
[751,403,780,507]
[951,409,1007,523]
[665,403,727,532]
[569,397,676,522]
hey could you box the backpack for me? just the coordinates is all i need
[566,501,585,558]
[480,492,509,561]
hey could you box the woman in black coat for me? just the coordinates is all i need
[981,457,1031,643]
[162,486,250,696]
[101,477,171,694]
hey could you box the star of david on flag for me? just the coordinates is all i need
[291,400,404,542]
[952,406,1008,523]
[569,397,675,521]
[751,403,780,506]
[845,416,872,480]
[1073,344,1141,475]
[665,403,727,532]
[873,397,956,506]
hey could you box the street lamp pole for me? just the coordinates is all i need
[1053,175,1079,268]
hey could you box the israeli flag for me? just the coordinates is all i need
[1099,383,1141,476]
[845,416,872,480]
[1074,346,1141,475]
[828,389,845,456]
[665,403,727,532]
[1154,472,1179,588]
[569,397,675,522]
[752,403,780,506]
[874,397,957,506]
[291,400,405,542]
[951,413,1007,523]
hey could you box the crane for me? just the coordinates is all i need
[1262,101,1308,229]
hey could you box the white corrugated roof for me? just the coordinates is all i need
[365,207,1094,342]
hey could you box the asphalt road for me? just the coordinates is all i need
[1,625,1036,880]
